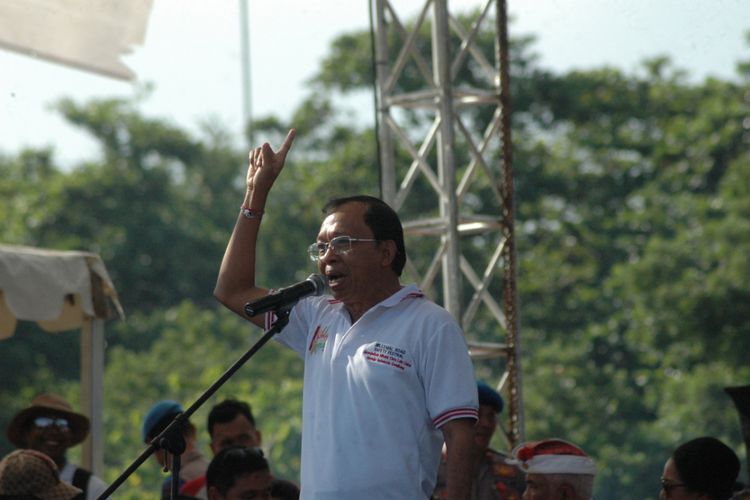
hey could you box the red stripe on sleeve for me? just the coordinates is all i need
[432,407,479,428]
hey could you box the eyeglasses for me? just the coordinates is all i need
[308,235,378,261]
[33,416,70,429]
[660,478,687,495]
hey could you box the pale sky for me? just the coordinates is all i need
[1,0,748,167]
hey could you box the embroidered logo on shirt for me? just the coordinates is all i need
[308,325,329,354]
[363,342,412,371]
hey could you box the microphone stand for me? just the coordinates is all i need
[98,307,293,499]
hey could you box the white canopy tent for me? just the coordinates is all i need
[0,244,123,475]
[0,0,153,81]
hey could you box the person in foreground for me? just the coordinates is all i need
[0,449,83,500]
[206,447,273,500]
[214,128,478,499]
[660,436,740,500]
[6,393,106,500]
[511,438,596,500]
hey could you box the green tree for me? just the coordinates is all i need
[97,302,303,499]
[307,18,750,498]
[2,13,749,500]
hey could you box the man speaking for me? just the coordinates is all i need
[214,129,478,499]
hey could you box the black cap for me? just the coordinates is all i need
[477,381,504,413]
[672,436,740,499]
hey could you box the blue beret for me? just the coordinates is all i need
[477,381,503,413]
[142,400,183,442]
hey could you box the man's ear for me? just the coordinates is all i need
[380,240,397,268]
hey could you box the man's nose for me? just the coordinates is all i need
[40,425,65,435]
[319,244,338,262]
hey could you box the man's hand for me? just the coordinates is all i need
[247,128,296,196]
[215,127,297,325]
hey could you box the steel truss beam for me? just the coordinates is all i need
[371,0,524,446]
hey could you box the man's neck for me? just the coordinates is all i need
[345,281,402,323]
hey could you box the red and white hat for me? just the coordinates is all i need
[511,439,596,476]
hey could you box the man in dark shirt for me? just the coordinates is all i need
[433,381,525,499]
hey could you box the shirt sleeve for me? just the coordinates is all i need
[271,295,318,357]
[417,308,479,428]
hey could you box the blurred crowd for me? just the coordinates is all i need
[1,387,746,499]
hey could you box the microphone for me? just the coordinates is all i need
[244,274,328,317]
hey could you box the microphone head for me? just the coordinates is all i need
[307,274,328,295]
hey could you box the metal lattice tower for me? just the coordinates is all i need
[371,0,524,446]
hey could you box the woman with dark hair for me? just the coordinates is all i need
[660,437,740,499]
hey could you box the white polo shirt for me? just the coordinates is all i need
[269,284,478,500]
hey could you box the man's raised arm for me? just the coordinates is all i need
[214,129,296,328]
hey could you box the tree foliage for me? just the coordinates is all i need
[1,14,749,500]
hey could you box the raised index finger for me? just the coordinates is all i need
[278,128,297,156]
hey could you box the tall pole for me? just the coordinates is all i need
[80,318,105,475]
[239,0,252,145]
[373,0,397,204]
[497,0,524,443]
[432,0,461,318]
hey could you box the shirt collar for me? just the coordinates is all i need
[326,283,425,319]
[377,283,425,308]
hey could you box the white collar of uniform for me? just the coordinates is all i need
[325,284,425,317]
[377,284,425,309]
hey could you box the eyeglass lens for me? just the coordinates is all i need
[34,416,70,429]
[309,236,352,260]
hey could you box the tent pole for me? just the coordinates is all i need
[81,317,105,475]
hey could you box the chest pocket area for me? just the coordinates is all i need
[359,341,414,373]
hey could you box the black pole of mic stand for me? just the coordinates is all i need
[169,449,182,500]
[98,308,292,499]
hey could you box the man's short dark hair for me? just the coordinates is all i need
[206,446,269,496]
[270,478,300,500]
[323,195,406,276]
[208,399,256,437]
[672,436,740,500]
